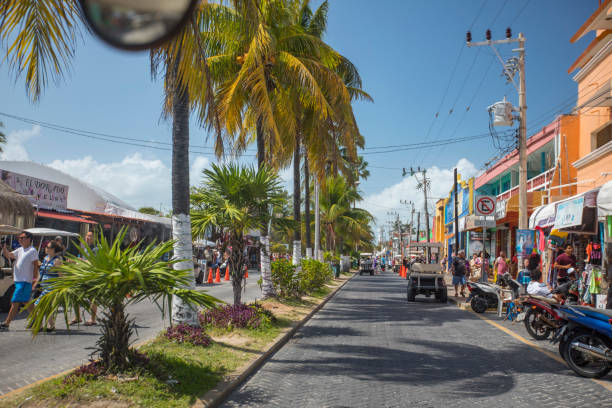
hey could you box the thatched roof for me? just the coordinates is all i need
[0,179,34,222]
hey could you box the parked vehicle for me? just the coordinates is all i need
[520,296,565,340]
[553,305,612,378]
[359,253,374,276]
[467,273,522,315]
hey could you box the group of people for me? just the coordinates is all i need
[0,230,99,331]
[446,250,491,297]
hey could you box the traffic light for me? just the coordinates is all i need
[486,29,491,41]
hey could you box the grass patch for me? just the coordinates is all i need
[1,274,352,408]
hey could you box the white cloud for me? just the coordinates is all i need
[362,158,480,231]
[48,153,211,211]
[0,125,41,161]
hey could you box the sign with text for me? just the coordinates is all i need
[516,229,535,257]
[554,196,584,229]
[475,195,496,217]
[0,169,68,211]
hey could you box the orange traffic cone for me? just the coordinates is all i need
[207,267,213,284]
[224,266,230,281]
[214,267,221,283]
[244,264,249,278]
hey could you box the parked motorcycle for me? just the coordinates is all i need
[553,305,612,378]
[520,280,579,340]
[467,273,521,314]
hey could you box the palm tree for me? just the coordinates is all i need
[29,229,220,373]
[319,175,373,252]
[1,1,220,327]
[191,163,285,305]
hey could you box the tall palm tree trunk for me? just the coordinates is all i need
[292,134,301,266]
[171,77,199,326]
[314,179,321,261]
[257,122,274,297]
[304,154,311,258]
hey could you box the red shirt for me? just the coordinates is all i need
[555,253,576,278]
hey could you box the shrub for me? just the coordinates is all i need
[200,303,275,330]
[164,324,212,347]
[271,259,300,298]
[299,259,333,292]
[63,361,102,384]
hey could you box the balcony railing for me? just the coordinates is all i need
[496,168,556,201]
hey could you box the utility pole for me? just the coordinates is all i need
[410,167,431,262]
[416,211,421,250]
[467,30,528,228]
[400,199,414,260]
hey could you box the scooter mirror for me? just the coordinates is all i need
[79,0,198,51]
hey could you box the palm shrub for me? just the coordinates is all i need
[28,228,220,373]
[191,164,286,305]
[299,259,333,293]
[270,259,300,298]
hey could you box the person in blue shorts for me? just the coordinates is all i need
[1,231,40,330]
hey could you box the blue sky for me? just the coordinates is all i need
[0,0,597,227]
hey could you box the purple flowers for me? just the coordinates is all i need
[199,303,274,329]
[164,324,212,347]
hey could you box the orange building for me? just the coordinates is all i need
[569,0,612,192]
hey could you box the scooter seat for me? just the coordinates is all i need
[528,295,559,305]
[569,305,612,320]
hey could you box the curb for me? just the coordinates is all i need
[195,272,357,408]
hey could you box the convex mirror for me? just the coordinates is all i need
[79,0,198,50]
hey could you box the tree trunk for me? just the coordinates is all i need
[170,77,199,327]
[292,133,301,266]
[257,121,275,297]
[229,235,246,305]
[304,153,311,258]
[314,179,321,261]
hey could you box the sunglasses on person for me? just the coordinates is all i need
[17,235,30,240]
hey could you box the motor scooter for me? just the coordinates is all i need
[552,305,612,378]
[467,273,522,315]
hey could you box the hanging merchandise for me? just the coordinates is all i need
[589,266,602,295]
[549,229,568,246]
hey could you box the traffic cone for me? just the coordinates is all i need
[224,266,230,281]
[244,264,249,278]
[207,267,213,284]
[214,267,221,283]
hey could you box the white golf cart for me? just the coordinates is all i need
[405,242,447,303]
[358,252,374,276]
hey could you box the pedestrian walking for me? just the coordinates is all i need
[1,231,39,330]
[452,250,467,297]
[34,240,63,331]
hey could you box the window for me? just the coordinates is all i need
[591,119,612,151]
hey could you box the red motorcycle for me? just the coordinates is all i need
[519,281,579,340]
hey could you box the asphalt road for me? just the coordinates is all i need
[222,270,612,408]
[0,270,263,395]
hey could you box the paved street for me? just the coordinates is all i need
[223,271,612,408]
[0,270,262,395]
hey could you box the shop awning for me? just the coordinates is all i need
[553,188,599,232]
[597,180,612,216]
[37,210,98,224]
[529,203,556,229]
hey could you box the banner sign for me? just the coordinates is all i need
[1,169,68,211]
[516,229,535,257]
[554,196,584,229]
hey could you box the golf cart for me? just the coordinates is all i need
[406,242,447,303]
[358,253,374,276]
[0,227,79,312]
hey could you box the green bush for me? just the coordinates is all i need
[299,259,333,293]
[271,259,300,298]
